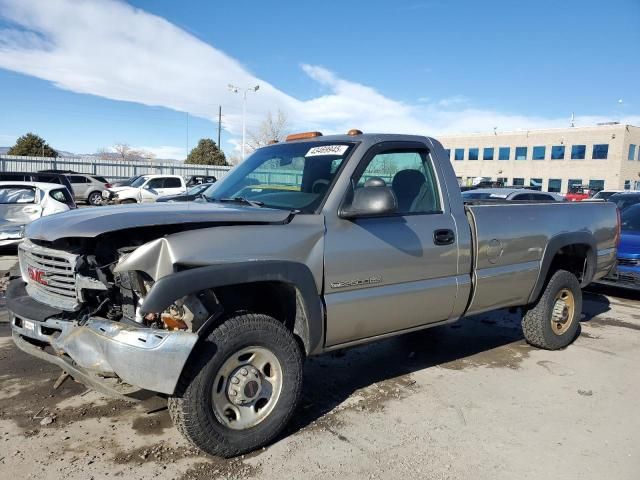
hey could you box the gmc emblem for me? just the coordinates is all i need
[27,266,48,286]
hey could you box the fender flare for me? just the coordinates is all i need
[140,261,324,354]
[527,232,597,304]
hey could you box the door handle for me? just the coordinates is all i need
[434,229,455,246]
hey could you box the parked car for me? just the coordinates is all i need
[462,188,564,202]
[0,181,75,247]
[599,203,640,289]
[565,185,593,202]
[7,131,618,457]
[111,175,142,188]
[0,172,74,198]
[156,182,215,202]
[65,174,112,206]
[607,191,640,211]
[102,174,186,204]
[186,175,217,187]
[591,189,625,201]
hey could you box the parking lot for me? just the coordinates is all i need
[0,250,638,480]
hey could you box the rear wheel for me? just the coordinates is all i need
[87,191,103,206]
[522,269,582,350]
[168,313,303,457]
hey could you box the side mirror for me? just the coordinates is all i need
[340,184,398,219]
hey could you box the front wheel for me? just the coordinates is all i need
[522,269,582,350]
[168,313,303,457]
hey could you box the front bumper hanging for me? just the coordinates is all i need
[8,279,198,397]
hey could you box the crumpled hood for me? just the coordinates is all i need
[618,231,640,258]
[26,202,292,241]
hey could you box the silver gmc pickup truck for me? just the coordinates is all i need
[7,132,618,457]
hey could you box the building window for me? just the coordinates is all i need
[571,145,586,160]
[589,179,605,192]
[483,147,494,160]
[532,146,546,160]
[551,145,565,160]
[498,147,510,160]
[497,177,508,185]
[592,144,609,160]
[530,178,543,190]
[513,177,525,186]
[454,148,464,161]
[624,180,631,190]
[548,179,562,192]
[568,179,583,190]
[629,144,637,161]
[515,147,527,160]
[468,148,479,160]
[444,149,451,160]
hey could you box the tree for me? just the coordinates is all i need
[7,133,58,157]
[246,109,289,152]
[113,143,138,162]
[187,138,227,166]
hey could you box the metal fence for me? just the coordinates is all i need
[0,155,232,181]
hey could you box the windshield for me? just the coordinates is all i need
[206,141,355,212]
[610,195,640,211]
[130,176,149,188]
[621,205,640,231]
[187,184,209,195]
[0,187,36,204]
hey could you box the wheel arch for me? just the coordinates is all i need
[528,232,597,304]
[140,261,324,355]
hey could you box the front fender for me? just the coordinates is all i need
[140,261,325,354]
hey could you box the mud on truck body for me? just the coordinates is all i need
[7,131,619,457]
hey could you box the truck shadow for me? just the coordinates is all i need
[286,309,528,437]
[286,289,616,438]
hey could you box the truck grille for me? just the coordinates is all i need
[18,240,80,311]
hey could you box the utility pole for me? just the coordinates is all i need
[217,105,222,147]
[186,112,189,159]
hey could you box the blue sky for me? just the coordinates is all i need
[0,0,638,159]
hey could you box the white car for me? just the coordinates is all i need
[103,175,187,204]
[0,181,75,247]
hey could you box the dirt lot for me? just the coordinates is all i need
[1,252,639,480]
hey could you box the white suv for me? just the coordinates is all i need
[104,175,186,204]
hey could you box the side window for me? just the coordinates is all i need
[146,178,164,189]
[354,149,441,214]
[68,175,87,184]
[50,188,75,206]
[163,177,182,188]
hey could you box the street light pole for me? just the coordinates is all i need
[228,84,259,160]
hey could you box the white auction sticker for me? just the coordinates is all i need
[305,145,348,157]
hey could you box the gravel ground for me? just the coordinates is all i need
[0,252,639,480]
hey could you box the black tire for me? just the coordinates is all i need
[168,313,303,458]
[120,198,137,204]
[522,269,582,350]
[87,191,103,206]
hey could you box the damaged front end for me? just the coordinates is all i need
[8,237,218,398]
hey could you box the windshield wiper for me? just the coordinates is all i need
[216,197,264,207]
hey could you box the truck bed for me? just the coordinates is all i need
[463,201,618,316]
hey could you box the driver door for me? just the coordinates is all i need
[323,143,461,346]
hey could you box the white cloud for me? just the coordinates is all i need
[0,0,638,152]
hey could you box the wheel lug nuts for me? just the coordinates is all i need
[241,368,248,376]
[230,391,237,396]
[232,377,239,384]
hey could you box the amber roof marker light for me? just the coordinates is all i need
[347,129,363,136]
[285,131,323,141]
